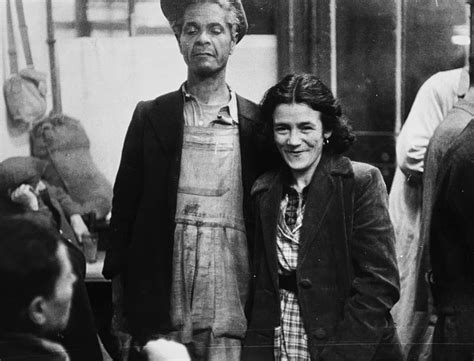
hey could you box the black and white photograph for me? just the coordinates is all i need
[1,1,473,360]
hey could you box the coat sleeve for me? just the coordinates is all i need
[321,165,401,361]
[102,102,145,279]
[46,181,83,217]
[446,156,474,244]
[397,69,463,180]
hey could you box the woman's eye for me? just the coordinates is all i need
[274,127,288,134]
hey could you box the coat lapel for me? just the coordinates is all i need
[147,90,184,224]
[237,94,260,197]
[148,90,184,155]
[259,172,282,292]
[298,154,336,265]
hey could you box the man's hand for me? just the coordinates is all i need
[142,339,190,361]
[70,214,90,244]
[10,184,39,211]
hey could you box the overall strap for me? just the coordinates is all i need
[6,0,19,74]
[15,0,34,68]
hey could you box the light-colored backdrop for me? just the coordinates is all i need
[1,0,277,184]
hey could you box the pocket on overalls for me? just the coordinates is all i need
[178,139,234,197]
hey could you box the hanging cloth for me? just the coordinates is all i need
[3,0,47,131]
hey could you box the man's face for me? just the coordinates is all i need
[42,243,76,334]
[179,3,236,77]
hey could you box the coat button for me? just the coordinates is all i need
[299,278,312,289]
[313,327,327,339]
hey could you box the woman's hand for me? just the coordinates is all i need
[10,184,39,211]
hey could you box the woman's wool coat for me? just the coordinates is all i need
[243,154,403,361]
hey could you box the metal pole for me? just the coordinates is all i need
[46,0,62,114]
[468,0,474,87]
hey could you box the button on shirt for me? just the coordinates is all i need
[181,83,238,127]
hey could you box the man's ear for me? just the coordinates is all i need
[28,296,47,326]
[229,26,238,55]
[229,37,236,55]
[176,36,183,54]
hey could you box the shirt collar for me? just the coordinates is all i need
[180,82,239,123]
[281,169,309,204]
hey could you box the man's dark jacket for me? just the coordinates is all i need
[430,119,474,360]
[102,90,271,338]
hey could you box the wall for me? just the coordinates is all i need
[275,0,467,189]
[1,1,278,184]
[1,0,50,159]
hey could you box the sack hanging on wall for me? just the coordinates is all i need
[3,0,47,131]
[30,0,113,220]
[31,114,113,220]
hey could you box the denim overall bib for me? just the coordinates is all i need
[170,125,250,360]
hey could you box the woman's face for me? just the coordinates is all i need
[273,103,332,179]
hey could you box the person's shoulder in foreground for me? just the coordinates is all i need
[0,214,76,361]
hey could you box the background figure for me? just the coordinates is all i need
[389,67,468,360]
[0,156,92,244]
[429,119,474,361]
[102,1,273,360]
[0,214,76,361]
[244,73,402,360]
[419,85,474,302]
[0,157,103,361]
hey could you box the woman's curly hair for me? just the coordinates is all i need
[261,73,355,154]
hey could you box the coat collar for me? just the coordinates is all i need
[257,153,353,287]
[253,153,353,194]
[148,90,184,155]
[146,89,260,226]
[147,90,258,154]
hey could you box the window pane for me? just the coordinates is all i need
[54,0,274,38]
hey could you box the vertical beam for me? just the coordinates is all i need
[287,0,295,73]
[75,0,91,37]
[330,0,337,95]
[128,0,136,36]
[309,0,331,87]
[276,0,311,77]
[469,0,474,87]
[395,0,405,134]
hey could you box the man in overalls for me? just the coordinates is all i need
[102,1,273,359]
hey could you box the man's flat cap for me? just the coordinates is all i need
[0,157,46,194]
[161,0,248,43]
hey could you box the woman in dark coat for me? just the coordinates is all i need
[243,74,403,361]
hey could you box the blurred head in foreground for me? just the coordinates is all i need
[0,214,76,337]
